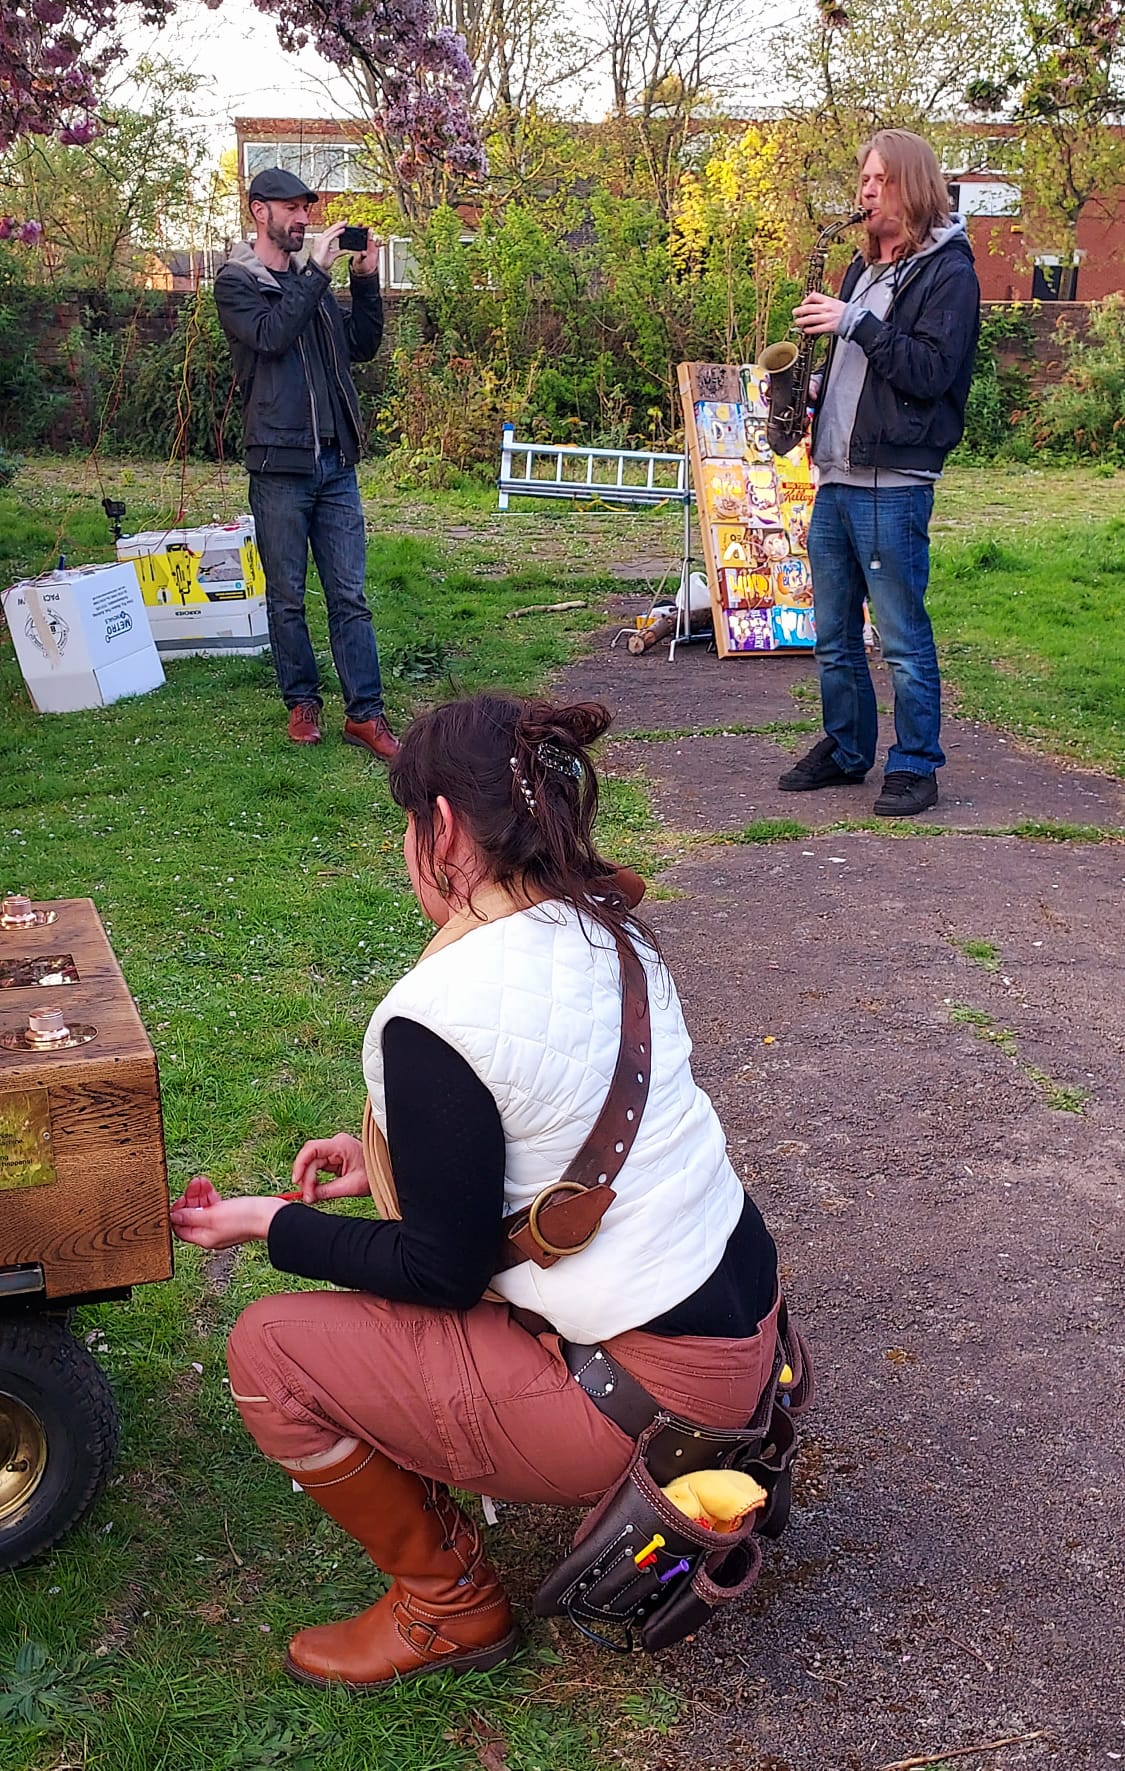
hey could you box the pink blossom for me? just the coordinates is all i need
[0,215,44,244]
[1,0,483,177]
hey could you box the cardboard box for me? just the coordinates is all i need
[145,595,270,657]
[117,519,264,608]
[1,563,165,714]
[116,519,270,658]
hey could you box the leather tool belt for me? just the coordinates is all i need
[534,1301,814,1654]
[495,936,650,1273]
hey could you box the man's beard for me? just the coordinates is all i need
[266,213,305,255]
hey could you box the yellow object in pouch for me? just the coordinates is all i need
[661,1468,768,1534]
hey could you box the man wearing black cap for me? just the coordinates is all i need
[214,167,398,759]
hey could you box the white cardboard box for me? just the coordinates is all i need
[2,563,165,714]
[145,595,270,657]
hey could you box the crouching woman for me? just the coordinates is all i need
[171,692,786,1691]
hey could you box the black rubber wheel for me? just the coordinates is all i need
[0,1317,119,1570]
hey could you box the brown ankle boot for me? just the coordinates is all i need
[280,1441,518,1691]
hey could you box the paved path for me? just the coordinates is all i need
[550,614,1125,1771]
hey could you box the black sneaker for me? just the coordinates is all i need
[873,771,939,817]
[779,735,868,792]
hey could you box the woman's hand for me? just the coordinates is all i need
[289,1133,368,1201]
[170,1174,285,1249]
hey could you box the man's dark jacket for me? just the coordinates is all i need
[811,230,980,474]
[214,242,383,475]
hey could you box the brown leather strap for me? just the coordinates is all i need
[561,1341,662,1437]
[495,937,651,1272]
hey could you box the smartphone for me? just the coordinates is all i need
[339,225,369,253]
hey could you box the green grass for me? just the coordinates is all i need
[1012,820,1112,843]
[0,482,665,1771]
[6,454,1125,780]
[733,819,810,843]
[927,524,1125,775]
[954,937,1001,972]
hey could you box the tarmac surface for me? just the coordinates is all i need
[545,610,1125,1771]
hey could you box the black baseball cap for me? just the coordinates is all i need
[248,167,318,205]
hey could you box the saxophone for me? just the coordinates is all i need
[760,210,867,458]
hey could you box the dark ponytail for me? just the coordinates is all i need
[387,693,658,959]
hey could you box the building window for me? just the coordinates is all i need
[388,237,421,289]
[242,141,379,195]
[385,234,480,290]
[948,180,1021,217]
[1031,255,1081,301]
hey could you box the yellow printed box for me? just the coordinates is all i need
[117,521,265,608]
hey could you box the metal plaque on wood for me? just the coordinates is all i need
[0,1089,57,1191]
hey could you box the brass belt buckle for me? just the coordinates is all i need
[527,1179,600,1258]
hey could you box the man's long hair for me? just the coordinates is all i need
[858,129,951,263]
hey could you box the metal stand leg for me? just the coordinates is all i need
[669,478,694,662]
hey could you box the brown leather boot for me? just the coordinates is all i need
[280,1441,518,1691]
[342,715,400,761]
[287,702,321,744]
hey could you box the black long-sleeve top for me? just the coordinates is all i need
[267,1017,777,1338]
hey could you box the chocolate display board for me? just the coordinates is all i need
[678,362,816,660]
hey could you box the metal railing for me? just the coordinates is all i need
[497,424,694,509]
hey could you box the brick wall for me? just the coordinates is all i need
[981,300,1093,394]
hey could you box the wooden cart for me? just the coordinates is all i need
[0,896,172,1567]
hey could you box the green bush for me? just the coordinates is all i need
[0,260,72,448]
[100,289,242,461]
[958,305,1035,459]
[1033,294,1125,461]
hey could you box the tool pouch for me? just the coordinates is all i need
[534,1310,813,1654]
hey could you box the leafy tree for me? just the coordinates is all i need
[587,0,747,217]
[0,58,211,285]
[966,0,1125,253]
[765,0,1019,230]
[672,124,801,361]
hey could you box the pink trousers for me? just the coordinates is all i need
[227,1290,780,1508]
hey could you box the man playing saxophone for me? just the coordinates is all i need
[777,129,979,817]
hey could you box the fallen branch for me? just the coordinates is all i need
[879,1729,1050,1770]
[505,599,587,619]
[627,608,712,653]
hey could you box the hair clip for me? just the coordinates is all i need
[537,740,582,780]
[510,756,537,815]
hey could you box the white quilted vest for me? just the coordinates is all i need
[361,902,743,1343]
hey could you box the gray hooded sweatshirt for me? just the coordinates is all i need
[814,216,970,489]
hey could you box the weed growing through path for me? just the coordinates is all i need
[946,1004,1089,1113]
[734,819,810,843]
[954,938,1001,972]
[1013,821,1111,844]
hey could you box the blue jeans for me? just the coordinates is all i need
[249,447,384,722]
[806,481,944,777]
